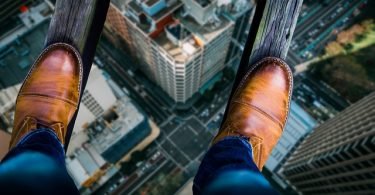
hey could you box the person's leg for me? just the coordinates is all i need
[0,43,83,194]
[193,136,277,195]
[0,128,78,195]
[194,57,293,194]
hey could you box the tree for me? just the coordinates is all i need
[343,43,353,51]
[223,67,235,80]
[131,150,147,162]
[355,34,366,42]
[309,45,375,102]
[120,150,147,175]
[203,90,214,100]
[120,161,134,175]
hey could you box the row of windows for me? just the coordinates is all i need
[296,170,375,189]
[303,183,375,194]
[82,91,104,117]
[204,30,231,51]
[306,108,374,148]
[287,158,375,185]
[285,151,374,178]
[289,134,374,167]
[297,98,375,155]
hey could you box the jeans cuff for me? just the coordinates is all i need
[193,135,259,194]
[3,128,65,165]
[16,128,63,149]
[216,136,252,149]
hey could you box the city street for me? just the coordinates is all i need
[96,39,174,125]
[286,0,366,66]
[94,36,232,195]
[0,0,372,194]
[92,1,368,194]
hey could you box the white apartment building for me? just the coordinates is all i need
[265,101,317,172]
[105,0,251,103]
[68,65,117,155]
[74,65,117,133]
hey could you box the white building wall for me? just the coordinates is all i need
[181,0,217,25]
[151,25,233,103]
[74,65,117,133]
[0,84,20,132]
[117,1,235,103]
[0,84,19,114]
[66,157,90,187]
[83,65,117,112]
[127,20,156,80]
[67,130,90,156]
[74,104,96,133]
[200,25,233,85]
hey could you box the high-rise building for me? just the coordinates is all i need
[0,1,52,88]
[66,146,107,187]
[281,92,375,194]
[67,95,160,191]
[67,65,117,156]
[66,142,120,191]
[0,130,11,159]
[89,96,154,163]
[0,84,20,132]
[220,0,253,66]
[65,70,159,190]
[264,101,316,188]
[74,65,117,133]
[0,0,45,36]
[106,0,251,103]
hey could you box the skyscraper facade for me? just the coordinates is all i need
[0,1,52,88]
[106,0,251,103]
[281,92,375,194]
[222,0,253,66]
[74,65,117,133]
[264,101,316,189]
[0,0,44,35]
[0,130,10,159]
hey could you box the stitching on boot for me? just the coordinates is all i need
[16,43,83,104]
[249,136,263,168]
[232,57,293,129]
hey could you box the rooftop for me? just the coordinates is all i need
[219,0,252,18]
[150,1,181,20]
[145,0,162,7]
[166,22,191,40]
[0,84,20,113]
[115,0,233,62]
[126,0,182,33]
[128,0,143,14]
[0,20,49,89]
[194,0,213,7]
[154,22,200,63]
[0,2,52,90]
[0,2,52,49]
[0,0,45,36]
[176,11,232,42]
[90,96,145,154]
[0,84,20,132]
[0,130,10,159]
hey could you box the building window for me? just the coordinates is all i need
[82,91,104,117]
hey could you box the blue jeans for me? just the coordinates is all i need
[0,128,79,195]
[0,130,276,194]
[193,136,278,195]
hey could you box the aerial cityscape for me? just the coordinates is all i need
[0,0,374,194]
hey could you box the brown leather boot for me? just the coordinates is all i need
[212,57,293,170]
[9,43,83,150]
